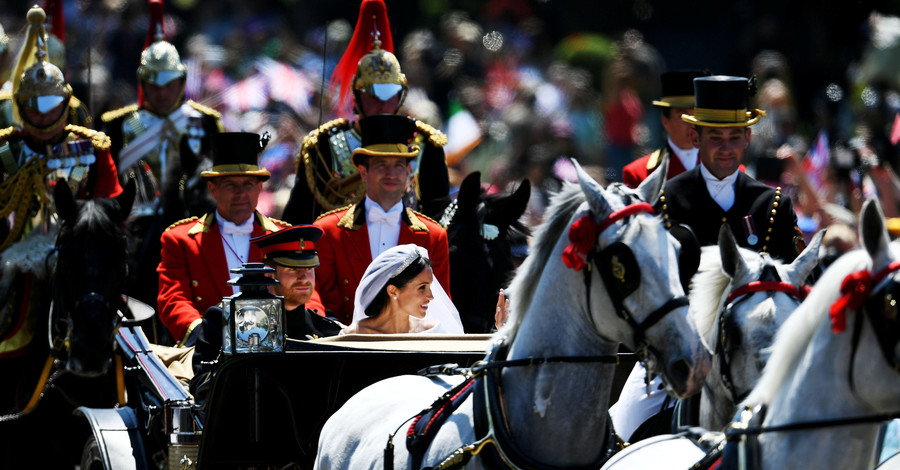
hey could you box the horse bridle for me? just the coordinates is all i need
[585,185,689,361]
[49,231,127,359]
[715,261,900,470]
[715,264,809,404]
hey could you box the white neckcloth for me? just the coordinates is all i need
[216,211,253,293]
[668,137,699,172]
[365,197,403,258]
[700,163,738,211]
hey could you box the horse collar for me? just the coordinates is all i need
[469,342,620,470]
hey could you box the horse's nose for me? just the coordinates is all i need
[667,357,693,397]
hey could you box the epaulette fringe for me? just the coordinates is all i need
[315,204,353,222]
[415,120,448,147]
[100,104,139,123]
[165,216,198,232]
[187,100,222,119]
[65,125,111,151]
[0,126,19,142]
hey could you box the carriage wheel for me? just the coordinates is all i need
[80,435,105,470]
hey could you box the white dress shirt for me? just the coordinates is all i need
[365,197,403,259]
[216,212,253,293]
[700,164,739,212]
[669,137,699,172]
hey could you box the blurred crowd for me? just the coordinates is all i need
[2,0,900,242]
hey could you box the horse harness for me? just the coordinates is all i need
[390,341,629,470]
[584,184,690,362]
[386,186,691,468]
[715,264,810,404]
[696,261,900,470]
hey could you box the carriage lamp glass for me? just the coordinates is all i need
[222,263,284,354]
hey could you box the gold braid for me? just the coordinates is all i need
[0,156,51,251]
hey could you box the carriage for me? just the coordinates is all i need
[77,330,507,469]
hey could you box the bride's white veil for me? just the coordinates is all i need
[351,244,464,333]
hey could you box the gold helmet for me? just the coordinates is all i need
[138,0,186,87]
[352,35,408,114]
[12,6,71,132]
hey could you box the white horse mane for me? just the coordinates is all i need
[0,229,58,284]
[505,182,585,335]
[742,247,875,407]
[689,245,767,352]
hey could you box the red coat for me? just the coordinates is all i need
[622,146,690,189]
[314,203,450,325]
[157,211,317,342]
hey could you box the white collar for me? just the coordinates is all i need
[365,197,403,216]
[668,137,699,171]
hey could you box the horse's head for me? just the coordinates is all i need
[573,161,711,398]
[845,198,900,411]
[52,179,134,377]
[448,171,530,332]
[691,225,823,427]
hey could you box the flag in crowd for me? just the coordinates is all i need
[802,129,830,190]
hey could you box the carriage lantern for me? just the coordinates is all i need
[221,263,284,354]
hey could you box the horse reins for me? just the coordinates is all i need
[582,188,689,361]
[716,267,810,404]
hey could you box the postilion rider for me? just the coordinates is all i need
[281,0,449,225]
[0,7,122,365]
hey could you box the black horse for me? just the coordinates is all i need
[447,172,530,333]
[0,179,134,466]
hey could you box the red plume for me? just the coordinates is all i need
[329,0,394,115]
[139,0,167,107]
[144,0,166,50]
[44,0,65,43]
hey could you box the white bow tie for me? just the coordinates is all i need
[369,207,401,226]
[221,220,254,235]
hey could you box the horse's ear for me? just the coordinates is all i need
[117,177,136,220]
[573,159,611,217]
[455,171,482,219]
[860,198,892,268]
[53,179,77,225]
[789,228,825,283]
[502,179,531,225]
[719,224,748,280]
[634,152,669,203]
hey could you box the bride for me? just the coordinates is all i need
[342,244,465,334]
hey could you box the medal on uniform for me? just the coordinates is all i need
[187,116,203,155]
[742,215,758,245]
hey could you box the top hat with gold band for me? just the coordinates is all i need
[252,225,323,268]
[351,114,419,166]
[201,132,271,180]
[682,75,765,128]
[652,70,708,108]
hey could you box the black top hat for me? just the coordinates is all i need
[351,114,420,167]
[251,225,323,268]
[201,132,271,180]
[681,76,765,128]
[652,70,709,108]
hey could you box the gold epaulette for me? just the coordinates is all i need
[298,118,350,173]
[406,208,436,232]
[100,104,139,123]
[259,214,292,232]
[165,216,199,232]
[0,126,19,142]
[65,124,111,151]
[646,149,662,171]
[415,120,448,147]
[187,100,222,119]
[316,204,353,223]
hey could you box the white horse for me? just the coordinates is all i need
[314,160,711,469]
[600,198,900,470]
[688,225,823,431]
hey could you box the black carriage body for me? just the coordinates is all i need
[82,330,491,469]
